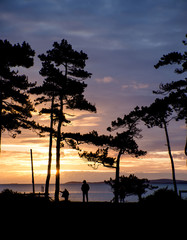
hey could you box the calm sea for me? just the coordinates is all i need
[1,182,187,202]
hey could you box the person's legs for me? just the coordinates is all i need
[83,193,85,202]
[86,192,88,202]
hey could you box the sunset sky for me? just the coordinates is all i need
[0,0,187,183]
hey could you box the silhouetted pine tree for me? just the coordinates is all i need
[107,116,146,203]
[154,34,187,156]
[141,99,178,194]
[66,128,146,203]
[33,40,96,201]
[109,35,187,196]
[0,39,35,152]
[109,98,179,194]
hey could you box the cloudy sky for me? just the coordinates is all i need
[0,0,187,183]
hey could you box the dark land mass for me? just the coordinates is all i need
[2,178,187,185]
[150,178,187,184]
[1,189,187,216]
[66,178,187,184]
[1,189,187,235]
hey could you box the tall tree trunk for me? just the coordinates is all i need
[55,62,67,202]
[163,120,178,195]
[115,148,123,203]
[185,136,187,167]
[0,90,2,153]
[45,94,54,198]
[55,97,63,202]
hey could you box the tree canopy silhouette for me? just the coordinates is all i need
[154,34,187,74]
[0,39,36,152]
[107,116,146,203]
[31,39,96,201]
[109,97,179,194]
[105,174,155,202]
[154,34,187,156]
[108,34,187,195]
[65,126,146,203]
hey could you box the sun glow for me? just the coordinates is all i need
[1,125,187,184]
[1,137,186,184]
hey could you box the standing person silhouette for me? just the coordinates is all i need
[81,180,90,202]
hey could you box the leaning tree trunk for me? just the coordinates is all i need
[114,149,123,203]
[55,97,63,202]
[0,90,2,153]
[45,94,54,198]
[163,120,178,195]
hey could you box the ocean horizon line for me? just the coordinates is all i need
[1,178,187,185]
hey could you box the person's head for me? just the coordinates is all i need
[83,180,86,184]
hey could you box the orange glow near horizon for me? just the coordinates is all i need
[1,138,187,184]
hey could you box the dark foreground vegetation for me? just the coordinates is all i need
[1,189,187,237]
[1,188,187,217]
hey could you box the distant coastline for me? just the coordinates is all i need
[1,179,187,185]
[149,179,187,184]
[64,179,187,185]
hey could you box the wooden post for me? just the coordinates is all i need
[30,149,35,194]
